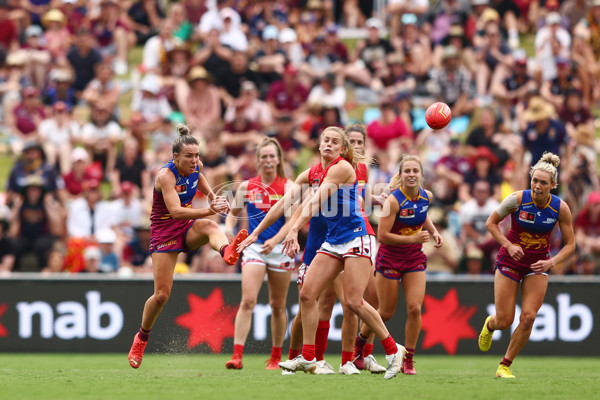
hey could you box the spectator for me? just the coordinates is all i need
[90,0,137,75]
[18,24,51,89]
[223,80,272,130]
[278,27,304,68]
[371,52,417,101]
[346,17,393,87]
[302,34,343,84]
[388,0,429,39]
[323,23,348,63]
[141,19,176,73]
[9,86,46,152]
[473,21,513,99]
[558,88,594,139]
[574,191,600,259]
[42,68,76,110]
[82,245,102,273]
[265,63,309,122]
[0,203,14,274]
[253,25,286,86]
[66,179,113,240]
[9,175,64,271]
[161,40,192,80]
[111,137,150,197]
[540,56,584,110]
[0,1,18,51]
[41,8,71,64]
[94,228,120,272]
[562,125,599,214]
[578,253,599,275]
[221,99,263,158]
[122,218,152,272]
[193,27,233,80]
[429,45,475,118]
[62,147,103,198]
[200,135,229,190]
[570,22,598,105]
[67,28,103,95]
[391,13,432,93]
[219,7,248,52]
[80,103,123,177]
[465,107,509,167]
[216,50,261,108]
[6,140,62,203]
[38,101,80,174]
[175,66,221,135]
[458,146,502,202]
[126,0,165,46]
[306,72,347,124]
[59,0,86,36]
[81,62,121,114]
[167,2,193,42]
[433,138,471,207]
[131,73,172,129]
[521,96,568,170]
[533,12,571,82]
[366,100,412,170]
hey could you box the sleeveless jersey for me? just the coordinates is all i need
[150,160,200,241]
[497,190,561,267]
[246,175,287,243]
[356,162,368,199]
[320,157,370,245]
[301,161,330,265]
[377,186,430,261]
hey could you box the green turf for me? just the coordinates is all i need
[0,354,598,400]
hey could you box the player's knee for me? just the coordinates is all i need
[270,301,286,316]
[494,316,513,330]
[299,288,315,306]
[379,309,394,322]
[344,297,363,315]
[519,311,537,329]
[154,290,171,306]
[406,303,422,318]
[239,297,257,311]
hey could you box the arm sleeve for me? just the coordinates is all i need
[495,192,518,219]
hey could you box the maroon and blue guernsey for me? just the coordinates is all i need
[149,159,200,253]
[497,189,561,269]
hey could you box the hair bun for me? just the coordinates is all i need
[176,123,190,136]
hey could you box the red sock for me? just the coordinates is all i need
[233,344,244,360]
[288,348,301,360]
[341,351,354,365]
[381,335,398,356]
[270,346,282,360]
[137,327,151,342]
[315,320,330,361]
[219,244,227,257]
[302,344,316,361]
[405,348,415,361]
[363,343,374,357]
[500,357,512,367]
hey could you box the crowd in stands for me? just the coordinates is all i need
[0,0,598,276]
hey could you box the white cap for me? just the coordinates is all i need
[62,0,77,4]
[546,12,561,25]
[365,18,383,30]
[95,228,117,244]
[71,147,89,162]
[279,27,297,43]
[84,246,102,260]
[262,25,279,41]
[140,74,160,95]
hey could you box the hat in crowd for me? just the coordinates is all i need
[25,25,43,38]
[429,207,445,225]
[22,174,46,189]
[325,23,338,34]
[71,147,89,162]
[442,45,459,60]
[545,0,560,10]
[42,9,66,26]
[574,124,595,147]
[62,0,77,4]
[481,8,500,23]
[523,97,555,122]
[471,146,498,166]
[120,181,134,194]
[443,25,469,47]
[84,246,102,261]
[314,34,326,42]
[365,17,383,30]
[471,0,489,6]
[546,12,561,25]
[306,0,324,10]
[262,25,279,41]
[95,228,117,244]
[556,55,570,67]
[387,52,405,65]
[140,74,161,94]
[466,246,484,260]
[50,68,73,82]
[187,66,212,83]
[513,48,528,65]
[284,64,298,76]
[279,27,297,43]
[587,191,600,205]
[401,13,418,26]
[167,39,191,55]
[240,80,257,92]
[22,140,43,153]
[594,0,600,7]
[53,100,68,112]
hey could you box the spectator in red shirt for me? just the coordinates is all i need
[265,64,309,123]
[574,191,600,258]
[10,87,46,152]
[62,147,103,198]
[366,100,412,168]
[0,1,18,51]
[221,100,263,158]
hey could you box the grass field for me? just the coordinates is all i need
[1,354,598,400]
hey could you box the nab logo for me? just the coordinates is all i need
[399,208,415,218]
[519,211,536,223]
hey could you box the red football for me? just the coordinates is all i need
[425,102,452,130]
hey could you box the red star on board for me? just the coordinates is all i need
[0,303,7,337]
[420,289,477,355]
[175,289,238,353]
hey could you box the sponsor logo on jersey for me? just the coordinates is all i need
[192,180,198,189]
[175,184,187,194]
[543,217,557,224]
[519,211,535,223]
[269,194,283,201]
[399,208,415,218]
[420,205,429,213]
[353,226,363,233]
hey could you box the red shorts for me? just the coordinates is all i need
[149,219,194,254]
[374,251,427,280]
[495,255,548,282]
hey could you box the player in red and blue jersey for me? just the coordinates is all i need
[128,124,248,369]
[353,154,443,376]
[224,138,295,370]
[277,126,406,380]
[479,152,575,378]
